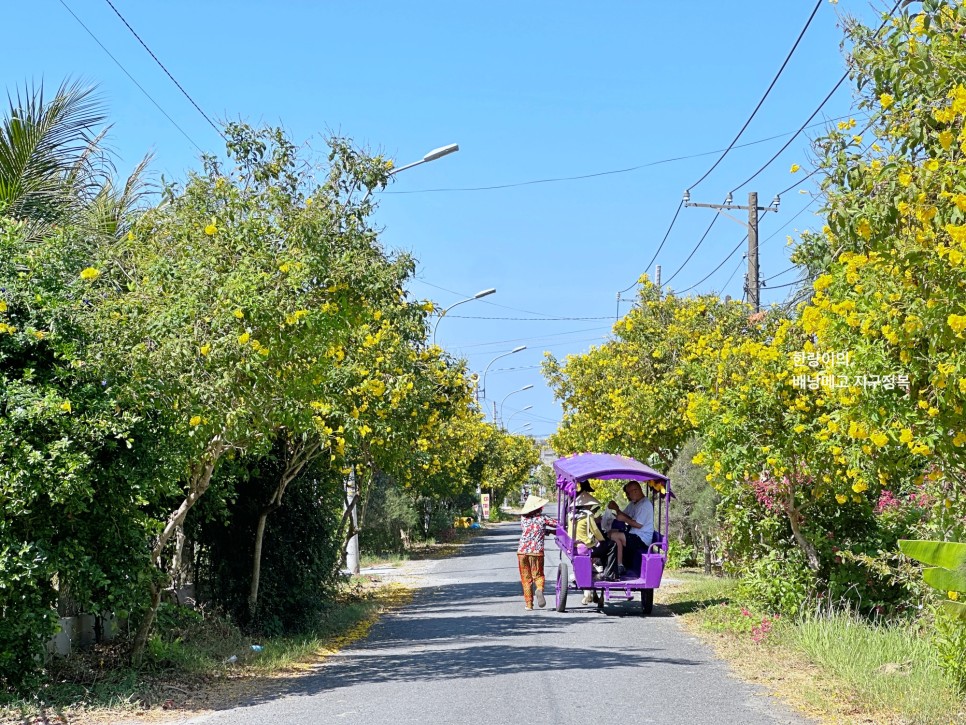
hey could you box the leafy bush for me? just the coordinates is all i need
[191,452,344,636]
[736,548,815,615]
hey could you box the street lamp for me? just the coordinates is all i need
[432,287,496,345]
[505,404,533,429]
[363,143,460,202]
[479,345,526,402]
[512,422,533,435]
[499,384,534,427]
[391,143,459,176]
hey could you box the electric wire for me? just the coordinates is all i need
[668,4,900,296]
[660,208,722,287]
[415,279,555,318]
[449,315,613,321]
[56,0,204,153]
[686,0,824,192]
[382,116,851,195]
[103,0,225,139]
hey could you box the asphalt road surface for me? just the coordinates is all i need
[189,523,811,725]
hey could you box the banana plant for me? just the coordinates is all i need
[898,540,966,621]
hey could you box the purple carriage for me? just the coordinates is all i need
[552,452,671,615]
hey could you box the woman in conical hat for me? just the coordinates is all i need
[516,494,557,610]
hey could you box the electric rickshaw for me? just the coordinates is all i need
[552,452,671,615]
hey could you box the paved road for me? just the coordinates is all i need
[190,524,811,725]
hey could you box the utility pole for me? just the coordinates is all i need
[655,264,662,289]
[345,464,360,574]
[747,192,760,312]
[683,190,779,313]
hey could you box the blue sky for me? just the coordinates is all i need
[5,1,886,438]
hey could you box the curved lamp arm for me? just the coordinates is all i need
[432,288,495,345]
[480,345,526,401]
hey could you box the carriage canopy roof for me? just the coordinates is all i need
[553,452,669,486]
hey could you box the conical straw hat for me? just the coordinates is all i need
[520,494,549,515]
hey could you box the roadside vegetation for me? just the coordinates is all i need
[546,3,966,720]
[0,78,537,703]
[660,572,964,724]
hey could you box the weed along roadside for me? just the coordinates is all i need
[0,532,484,725]
[657,572,966,725]
[0,579,414,724]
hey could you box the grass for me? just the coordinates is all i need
[789,609,963,725]
[0,582,412,724]
[660,570,966,725]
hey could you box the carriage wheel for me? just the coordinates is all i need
[641,588,654,616]
[555,561,569,612]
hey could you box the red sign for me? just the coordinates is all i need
[481,493,490,520]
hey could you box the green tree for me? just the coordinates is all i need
[86,123,401,661]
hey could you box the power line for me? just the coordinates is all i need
[661,210,722,287]
[617,1,827,303]
[460,327,612,351]
[687,0,824,192]
[654,3,901,297]
[448,314,613,321]
[383,116,851,195]
[677,196,816,295]
[57,0,204,153]
[103,0,225,140]
[415,279,555,318]
[678,240,746,294]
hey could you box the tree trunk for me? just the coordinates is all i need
[130,581,161,666]
[784,488,821,572]
[247,436,320,617]
[132,439,224,665]
[703,533,712,575]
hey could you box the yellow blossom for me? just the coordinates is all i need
[836,494,848,504]
[204,223,218,235]
[856,219,872,239]
[279,262,291,273]
[200,344,211,356]
[940,130,954,150]
[790,164,801,173]
[233,308,244,319]
[948,314,966,334]
[949,591,960,601]
[80,267,100,281]
[189,415,202,426]
[926,159,940,172]
[60,401,72,413]
[0,300,7,313]
[899,428,914,444]
[238,332,250,345]
[870,431,888,447]
[879,93,894,109]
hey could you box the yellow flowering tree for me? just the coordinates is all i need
[88,124,402,661]
[792,2,966,546]
[544,277,750,468]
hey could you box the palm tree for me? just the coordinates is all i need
[0,79,155,243]
[0,79,109,233]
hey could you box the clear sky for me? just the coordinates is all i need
[5,1,886,438]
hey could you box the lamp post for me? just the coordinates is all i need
[432,288,496,345]
[499,384,534,428]
[363,143,459,202]
[479,346,526,403]
[512,422,533,435]
[505,404,533,429]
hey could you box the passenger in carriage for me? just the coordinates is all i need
[570,485,618,604]
[605,480,654,575]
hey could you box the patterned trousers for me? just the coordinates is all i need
[517,553,545,607]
